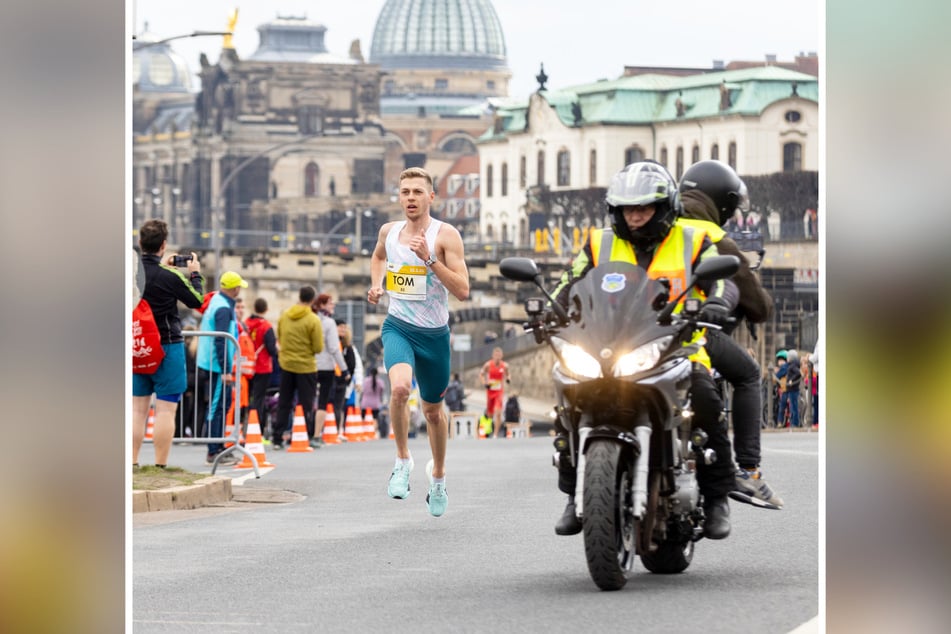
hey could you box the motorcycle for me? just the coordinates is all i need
[499,254,739,591]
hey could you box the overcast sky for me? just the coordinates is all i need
[132,0,821,98]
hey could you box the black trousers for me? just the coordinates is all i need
[273,371,317,443]
[556,367,734,499]
[688,368,736,497]
[249,372,272,432]
[704,328,762,468]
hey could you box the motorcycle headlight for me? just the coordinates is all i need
[552,337,602,379]
[613,336,673,377]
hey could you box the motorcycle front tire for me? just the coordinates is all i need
[582,439,635,591]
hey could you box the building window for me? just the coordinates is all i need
[659,147,668,169]
[783,142,802,172]
[711,144,719,160]
[624,145,644,165]
[486,164,494,197]
[557,150,570,186]
[676,146,684,180]
[589,149,597,186]
[434,78,448,91]
[691,144,700,164]
[728,142,737,170]
[501,162,508,196]
[785,110,802,123]
[299,107,322,135]
[487,80,496,91]
[519,155,527,189]
[305,162,319,197]
[537,151,545,185]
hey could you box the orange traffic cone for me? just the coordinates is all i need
[388,414,395,439]
[345,406,363,442]
[287,404,314,453]
[235,410,274,469]
[144,406,155,440]
[224,401,246,448]
[321,403,340,444]
[364,409,378,440]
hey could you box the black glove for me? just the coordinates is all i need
[699,299,732,327]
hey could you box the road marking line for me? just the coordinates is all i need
[764,448,819,456]
[230,467,275,485]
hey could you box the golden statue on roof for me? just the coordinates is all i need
[223,8,239,50]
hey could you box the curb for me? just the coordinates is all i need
[132,475,233,513]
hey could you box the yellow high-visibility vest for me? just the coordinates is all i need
[588,224,712,368]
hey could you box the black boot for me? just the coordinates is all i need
[703,495,731,540]
[555,495,582,535]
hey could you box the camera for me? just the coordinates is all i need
[172,254,193,267]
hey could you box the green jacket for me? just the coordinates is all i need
[276,304,323,374]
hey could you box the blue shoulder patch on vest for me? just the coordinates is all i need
[601,273,626,294]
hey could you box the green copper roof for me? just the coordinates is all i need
[478,65,818,142]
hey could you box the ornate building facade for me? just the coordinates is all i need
[133,1,514,252]
[132,17,390,254]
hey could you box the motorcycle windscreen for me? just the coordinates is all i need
[563,261,674,355]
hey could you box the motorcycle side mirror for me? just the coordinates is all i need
[500,257,570,325]
[692,255,741,281]
[657,255,741,324]
[499,257,540,282]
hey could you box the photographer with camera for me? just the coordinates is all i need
[132,219,204,469]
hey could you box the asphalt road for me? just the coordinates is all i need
[133,430,819,633]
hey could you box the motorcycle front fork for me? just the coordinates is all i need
[567,424,653,522]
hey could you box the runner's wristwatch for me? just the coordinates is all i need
[424,256,437,267]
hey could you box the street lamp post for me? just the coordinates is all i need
[354,207,374,255]
[317,211,356,292]
[132,31,233,50]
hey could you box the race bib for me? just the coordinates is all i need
[488,379,502,390]
[386,261,427,301]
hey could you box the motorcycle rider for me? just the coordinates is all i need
[678,160,784,508]
[550,160,738,540]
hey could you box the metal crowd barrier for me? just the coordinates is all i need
[143,330,261,477]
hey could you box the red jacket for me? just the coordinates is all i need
[246,315,275,374]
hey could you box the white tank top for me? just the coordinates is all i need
[384,219,449,328]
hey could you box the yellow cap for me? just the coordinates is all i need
[219,271,248,289]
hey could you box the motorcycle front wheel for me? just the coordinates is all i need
[582,440,635,591]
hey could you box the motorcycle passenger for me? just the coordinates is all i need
[678,160,784,508]
[550,160,738,540]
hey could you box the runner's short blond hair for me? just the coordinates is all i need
[399,167,433,190]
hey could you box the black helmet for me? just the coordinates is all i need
[606,160,681,249]
[678,160,750,226]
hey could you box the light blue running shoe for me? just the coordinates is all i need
[387,457,414,499]
[425,458,448,517]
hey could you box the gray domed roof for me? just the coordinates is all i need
[370,0,507,71]
[132,29,194,93]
